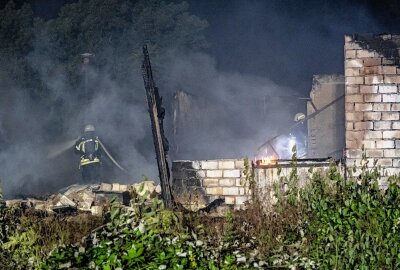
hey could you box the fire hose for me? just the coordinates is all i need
[97,139,129,174]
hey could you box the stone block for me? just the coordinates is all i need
[360,85,378,93]
[345,59,363,68]
[206,187,223,195]
[373,103,391,111]
[203,178,219,187]
[206,170,223,178]
[236,196,250,205]
[346,112,363,121]
[366,149,383,157]
[379,85,398,93]
[346,94,364,102]
[364,94,382,102]
[218,160,235,169]
[382,94,400,102]
[384,75,400,84]
[224,196,235,205]
[346,86,360,94]
[364,130,382,139]
[234,160,245,169]
[382,112,399,120]
[374,121,391,130]
[219,178,235,186]
[201,160,218,169]
[223,169,241,178]
[363,57,382,66]
[364,112,381,121]
[376,140,394,149]
[383,131,400,139]
[345,68,359,76]
[365,75,384,84]
[355,103,372,111]
[222,187,239,196]
[346,76,364,85]
[354,121,373,130]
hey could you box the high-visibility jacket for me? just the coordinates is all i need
[74,136,101,167]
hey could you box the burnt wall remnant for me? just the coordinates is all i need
[344,34,400,175]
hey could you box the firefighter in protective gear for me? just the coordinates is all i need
[74,124,101,182]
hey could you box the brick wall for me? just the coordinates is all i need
[345,34,400,174]
[172,159,250,208]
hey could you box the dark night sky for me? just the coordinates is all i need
[2,0,400,94]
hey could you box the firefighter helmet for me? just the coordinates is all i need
[84,124,95,133]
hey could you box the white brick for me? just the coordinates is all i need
[197,170,206,178]
[346,112,363,121]
[379,85,398,93]
[346,76,364,85]
[346,149,362,158]
[356,49,377,58]
[346,94,364,102]
[218,160,235,169]
[361,140,375,148]
[206,170,223,178]
[346,122,354,130]
[222,187,239,196]
[203,178,219,187]
[392,104,400,111]
[376,140,395,148]
[234,160,245,169]
[363,58,381,67]
[223,169,241,178]
[366,149,383,157]
[355,103,372,111]
[382,66,397,74]
[354,121,373,130]
[364,112,381,121]
[345,68,359,76]
[382,112,399,120]
[373,103,391,111]
[364,94,382,102]
[393,122,400,129]
[219,178,235,186]
[383,131,400,139]
[345,59,363,68]
[384,75,400,84]
[206,187,223,195]
[382,94,400,103]
[374,121,391,130]
[346,131,364,140]
[365,75,383,84]
[376,159,393,167]
[201,160,218,169]
[224,196,235,205]
[235,196,250,205]
[360,85,378,93]
[364,131,382,139]
[346,86,360,94]
[384,149,400,157]
[345,49,356,59]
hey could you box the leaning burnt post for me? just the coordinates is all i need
[141,45,174,208]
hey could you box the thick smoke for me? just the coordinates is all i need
[0,0,389,197]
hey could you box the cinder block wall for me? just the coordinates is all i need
[345,34,400,174]
[172,159,251,207]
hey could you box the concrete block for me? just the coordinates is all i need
[384,75,400,84]
[354,121,373,130]
[218,160,235,169]
[376,140,395,149]
[366,149,383,157]
[383,131,400,139]
[379,85,398,93]
[364,112,381,121]
[382,94,400,102]
[346,76,364,85]
[363,57,381,66]
[206,170,223,178]
[374,121,391,130]
[234,160,245,169]
[222,187,239,196]
[346,112,363,121]
[203,178,219,187]
[345,59,363,68]
[364,94,382,102]
[382,112,399,120]
[223,169,241,178]
[201,160,218,169]
[112,183,120,192]
[364,131,382,139]
[365,75,384,84]
[346,86,360,94]
[355,103,372,111]
[219,178,235,186]
[373,103,391,111]
[346,94,364,102]
[236,196,250,205]
[360,85,378,93]
[205,187,223,195]
[224,196,235,205]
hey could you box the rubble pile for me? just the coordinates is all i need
[5,181,161,216]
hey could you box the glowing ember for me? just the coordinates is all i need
[256,156,278,166]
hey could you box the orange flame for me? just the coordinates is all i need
[256,156,278,166]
